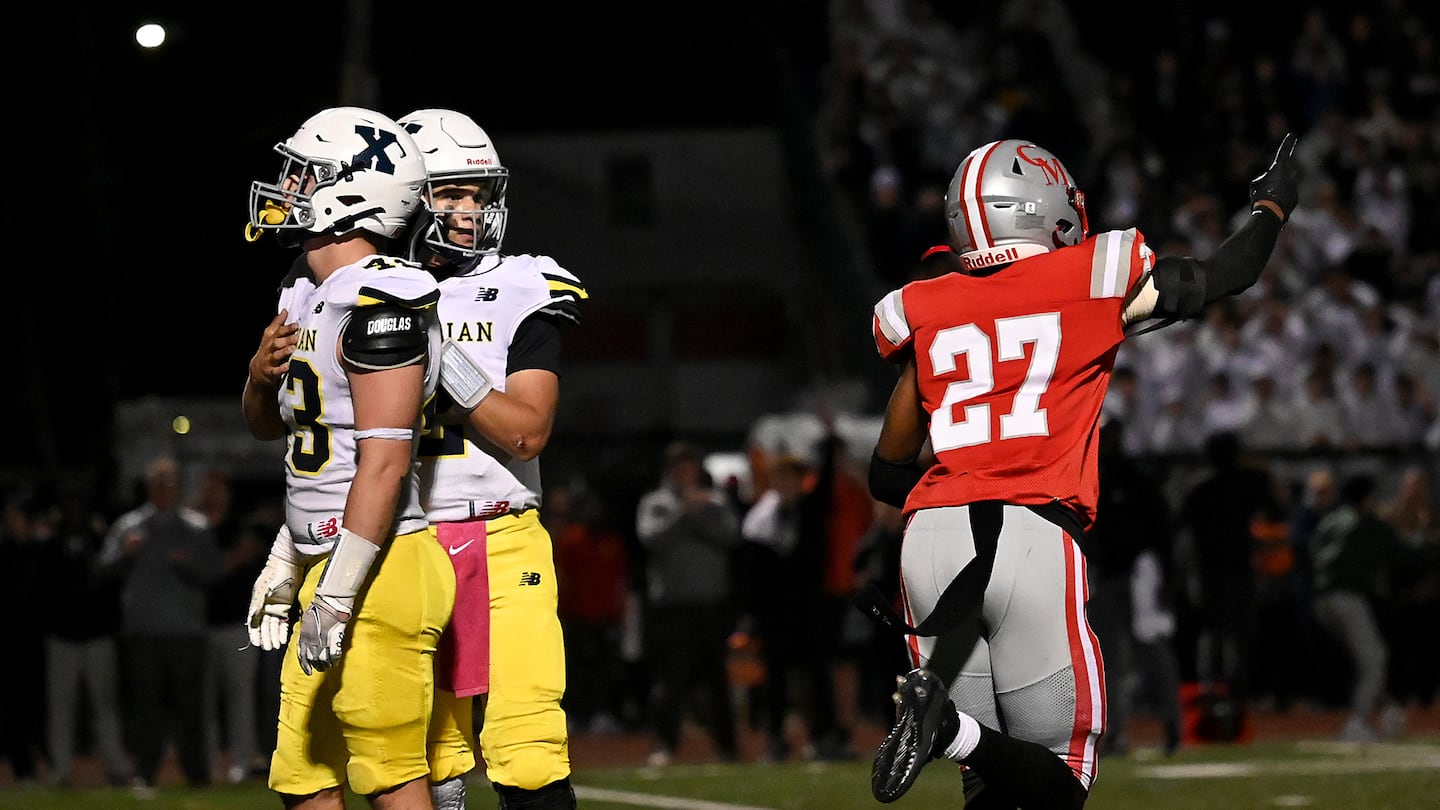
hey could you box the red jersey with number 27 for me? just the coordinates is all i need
[872,228,1152,529]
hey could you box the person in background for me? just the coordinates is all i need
[1311,474,1434,741]
[1377,465,1440,711]
[551,484,631,736]
[738,451,853,762]
[2,490,50,785]
[1175,432,1278,712]
[636,442,742,766]
[98,455,223,792]
[1084,418,1169,757]
[39,481,131,786]
[194,467,267,783]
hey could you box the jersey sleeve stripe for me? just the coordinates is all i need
[1089,230,1133,299]
[358,286,441,309]
[874,289,910,347]
[546,278,590,300]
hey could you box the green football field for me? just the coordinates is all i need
[2,738,1437,809]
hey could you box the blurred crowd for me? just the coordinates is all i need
[821,0,1440,456]
[1,427,1437,786]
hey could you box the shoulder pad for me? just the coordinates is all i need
[342,304,432,370]
[539,261,587,325]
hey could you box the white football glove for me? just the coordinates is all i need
[296,528,379,675]
[297,594,352,675]
[247,525,303,651]
[439,339,494,411]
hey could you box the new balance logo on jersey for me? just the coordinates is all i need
[474,288,499,302]
[313,302,325,314]
[519,572,542,586]
[366,315,413,335]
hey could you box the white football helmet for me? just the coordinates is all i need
[945,139,1089,273]
[398,108,509,266]
[248,106,425,244]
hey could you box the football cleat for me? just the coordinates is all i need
[872,668,949,803]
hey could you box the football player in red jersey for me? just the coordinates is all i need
[865,135,1298,807]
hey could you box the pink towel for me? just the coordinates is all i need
[434,521,490,697]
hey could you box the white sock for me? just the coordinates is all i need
[943,709,982,761]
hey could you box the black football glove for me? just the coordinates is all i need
[1250,132,1299,222]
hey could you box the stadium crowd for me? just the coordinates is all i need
[2,0,1439,793]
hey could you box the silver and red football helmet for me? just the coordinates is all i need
[945,139,1089,272]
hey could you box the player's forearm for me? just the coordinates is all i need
[466,391,555,461]
[341,442,411,543]
[875,358,928,462]
[242,377,287,440]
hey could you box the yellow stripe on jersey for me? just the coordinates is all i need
[358,286,442,309]
[545,279,588,300]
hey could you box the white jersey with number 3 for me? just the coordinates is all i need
[275,254,441,556]
[419,253,585,523]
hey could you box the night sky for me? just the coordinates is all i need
[9,1,812,469]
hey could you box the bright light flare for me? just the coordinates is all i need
[135,23,166,49]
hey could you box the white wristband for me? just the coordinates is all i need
[316,528,381,601]
[440,339,494,411]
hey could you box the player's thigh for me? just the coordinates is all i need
[900,506,978,669]
[986,506,1102,786]
[983,506,1096,692]
[335,529,456,795]
[481,512,570,789]
[270,562,347,796]
[486,513,565,696]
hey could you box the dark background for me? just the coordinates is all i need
[7,1,818,472]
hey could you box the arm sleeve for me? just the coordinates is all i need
[1150,210,1284,320]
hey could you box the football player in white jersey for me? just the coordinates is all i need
[398,108,586,810]
[241,106,455,810]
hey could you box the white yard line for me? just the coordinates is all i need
[1137,745,1440,780]
[573,786,778,810]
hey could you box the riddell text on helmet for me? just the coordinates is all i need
[961,246,1021,270]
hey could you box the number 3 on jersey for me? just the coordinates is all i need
[930,312,1060,451]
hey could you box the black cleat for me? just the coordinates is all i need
[871,668,948,803]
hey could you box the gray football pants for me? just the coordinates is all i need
[900,504,1104,790]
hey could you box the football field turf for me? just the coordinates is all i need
[2,737,1436,809]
